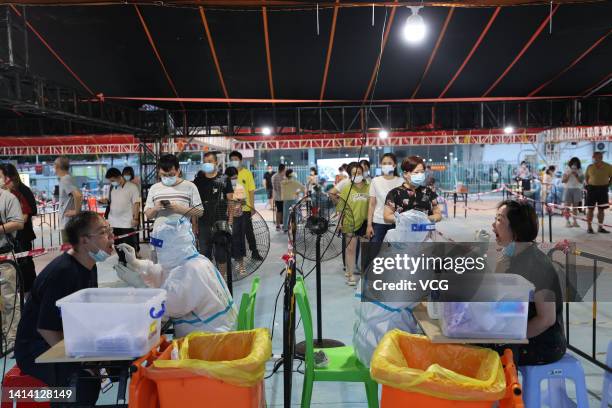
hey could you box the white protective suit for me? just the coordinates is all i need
[117,215,237,338]
[353,209,434,367]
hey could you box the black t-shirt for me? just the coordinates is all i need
[193,173,233,225]
[263,171,275,191]
[16,183,38,244]
[385,184,438,216]
[15,252,98,364]
[509,243,566,348]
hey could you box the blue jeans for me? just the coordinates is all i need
[371,223,394,243]
[283,200,296,230]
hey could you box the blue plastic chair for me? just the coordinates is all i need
[601,341,612,408]
[519,354,590,408]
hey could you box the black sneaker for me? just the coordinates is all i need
[587,227,595,234]
[251,252,264,261]
[598,227,610,234]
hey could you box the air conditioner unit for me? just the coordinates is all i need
[594,142,607,152]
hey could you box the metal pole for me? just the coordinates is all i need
[548,205,553,242]
[316,235,323,344]
[592,259,597,360]
[6,6,14,66]
[541,201,545,243]
[22,6,29,71]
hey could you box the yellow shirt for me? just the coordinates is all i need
[237,167,256,211]
[585,162,612,186]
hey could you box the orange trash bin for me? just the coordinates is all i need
[144,329,270,408]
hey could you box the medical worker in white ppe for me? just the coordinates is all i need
[353,209,434,367]
[117,215,237,337]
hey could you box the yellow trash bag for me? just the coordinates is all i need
[370,330,506,401]
[153,328,271,387]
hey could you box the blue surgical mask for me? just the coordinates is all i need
[229,160,240,168]
[124,175,132,181]
[202,163,216,173]
[502,241,516,257]
[410,172,426,187]
[111,181,119,188]
[161,176,177,186]
[89,248,111,263]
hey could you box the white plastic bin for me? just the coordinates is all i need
[57,288,167,357]
[440,274,534,339]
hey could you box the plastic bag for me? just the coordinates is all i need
[384,209,434,243]
[370,330,506,401]
[151,328,271,387]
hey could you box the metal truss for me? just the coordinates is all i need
[0,142,205,156]
[232,129,542,150]
[0,64,159,134]
[538,125,612,143]
[169,97,611,138]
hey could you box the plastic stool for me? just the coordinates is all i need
[1,365,51,408]
[519,354,589,408]
[601,341,612,408]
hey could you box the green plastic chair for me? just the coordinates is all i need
[293,279,379,408]
[237,276,261,330]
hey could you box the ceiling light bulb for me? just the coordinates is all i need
[262,127,272,136]
[504,126,514,134]
[379,130,389,139]
[403,7,426,44]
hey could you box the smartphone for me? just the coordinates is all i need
[160,200,170,207]
[115,245,127,265]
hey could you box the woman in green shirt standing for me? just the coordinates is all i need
[339,162,370,286]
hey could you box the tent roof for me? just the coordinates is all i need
[2,0,610,111]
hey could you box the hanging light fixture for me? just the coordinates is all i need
[504,126,514,134]
[379,130,389,139]
[403,6,426,44]
[262,127,272,136]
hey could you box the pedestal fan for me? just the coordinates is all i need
[202,199,270,294]
[291,188,355,349]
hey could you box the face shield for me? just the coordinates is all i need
[150,215,199,270]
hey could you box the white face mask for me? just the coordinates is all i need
[381,165,394,175]
[0,177,5,187]
[124,175,132,181]
[353,175,364,184]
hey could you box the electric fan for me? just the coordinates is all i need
[292,188,355,348]
[201,199,270,293]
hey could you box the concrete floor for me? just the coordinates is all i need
[3,195,611,406]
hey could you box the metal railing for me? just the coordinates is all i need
[548,247,612,373]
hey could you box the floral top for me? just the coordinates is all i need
[385,184,438,216]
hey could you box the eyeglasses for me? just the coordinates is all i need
[88,226,114,238]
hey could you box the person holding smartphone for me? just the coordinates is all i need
[144,154,203,225]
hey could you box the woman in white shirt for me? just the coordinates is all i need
[366,153,403,242]
[562,157,584,228]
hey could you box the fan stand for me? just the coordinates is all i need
[295,233,345,355]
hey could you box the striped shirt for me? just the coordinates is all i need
[144,180,202,218]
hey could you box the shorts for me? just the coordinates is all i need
[198,220,228,263]
[563,188,582,206]
[348,222,367,237]
[266,189,273,199]
[586,185,610,209]
[275,200,284,213]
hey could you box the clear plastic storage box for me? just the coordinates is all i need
[57,288,167,357]
[440,274,534,340]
